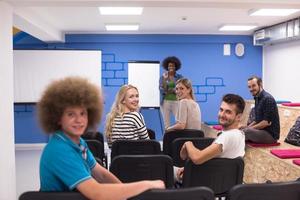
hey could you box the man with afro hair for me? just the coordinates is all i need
[38,76,164,200]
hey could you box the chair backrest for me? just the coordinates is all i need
[183,157,244,197]
[19,191,87,200]
[172,137,215,167]
[111,140,161,160]
[147,128,156,140]
[163,129,204,156]
[85,139,106,167]
[110,155,174,188]
[130,186,215,200]
[81,131,104,143]
[228,180,300,200]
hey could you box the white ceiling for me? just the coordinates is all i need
[6,0,300,42]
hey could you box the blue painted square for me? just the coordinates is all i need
[107,78,126,86]
[192,86,198,93]
[195,94,207,102]
[102,70,115,78]
[115,70,128,78]
[198,86,215,94]
[206,78,224,86]
[106,62,124,70]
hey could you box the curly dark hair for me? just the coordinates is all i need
[162,56,182,71]
[37,76,103,134]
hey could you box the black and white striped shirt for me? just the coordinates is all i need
[110,112,149,146]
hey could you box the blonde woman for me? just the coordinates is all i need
[105,85,149,147]
[166,78,202,131]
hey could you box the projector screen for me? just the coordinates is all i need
[14,50,101,103]
[128,61,160,107]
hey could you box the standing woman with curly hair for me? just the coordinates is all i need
[38,77,164,200]
[160,56,183,129]
[105,85,149,147]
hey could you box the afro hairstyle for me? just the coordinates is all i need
[37,76,103,134]
[162,56,182,71]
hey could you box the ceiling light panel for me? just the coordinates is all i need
[219,25,257,31]
[99,7,143,15]
[249,9,299,16]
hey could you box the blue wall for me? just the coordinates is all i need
[14,34,262,142]
[14,104,49,143]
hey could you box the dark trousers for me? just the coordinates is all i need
[244,127,277,144]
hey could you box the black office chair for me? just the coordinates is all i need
[147,128,156,140]
[183,157,244,198]
[110,155,174,188]
[111,140,161,160]
[130,186,215,200]
[82,131,104,144]
[163,129,204,157]
[19,191,87,200]
[85,139,107,168]
[171,137,215,167]
[228,180,300,200]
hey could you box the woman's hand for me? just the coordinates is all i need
[162,72,168,79]
[180,142,188,160]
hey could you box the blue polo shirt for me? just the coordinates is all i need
[40,131,97,191]
[254,90,280,140]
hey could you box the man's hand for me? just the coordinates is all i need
[176,167,184,181]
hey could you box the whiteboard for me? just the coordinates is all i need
[128,61,160,107]
[14,50,101,103]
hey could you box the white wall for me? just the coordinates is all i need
[263,40,300,102]
[15,148,43,198]
[0,2,16,200]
